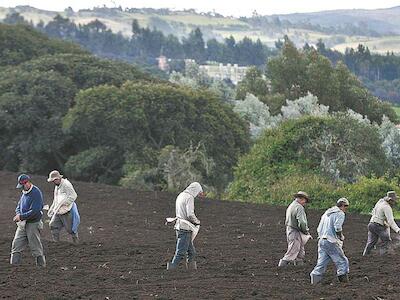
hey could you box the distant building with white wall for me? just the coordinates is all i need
[199,63,248,85]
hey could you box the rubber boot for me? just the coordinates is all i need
[293,259,305,266]
[310,273,323,284]
[72,234,79,245]
[166,262,176,271]
[167,260,187,270]
[10,253,22,265]
[36,255,46,267]
[51,231,60,242]
[188,261,197,270]
[338,274,349,283]
[278,259,290,267]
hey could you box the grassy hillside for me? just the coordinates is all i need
[2,5,400,53]
[334,35,400,54]
[276,6,400,35]
[393,106,400,118]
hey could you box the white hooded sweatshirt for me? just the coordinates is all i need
[174,182,202,231]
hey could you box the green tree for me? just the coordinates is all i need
[64,146,122,183]
[267,38,308,100]
[64,81,249,189]
[206,38,223,62]
[183,28,206,63]
[3,12,29,25]
[0,49,152,174]
[163,34,184,58]
[0,23,85,66]
[267,38,397,123]
[45,15,77,39]
[0,69,77,173]
[236,67,269,100]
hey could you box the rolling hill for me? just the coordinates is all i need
[2,5,400,53]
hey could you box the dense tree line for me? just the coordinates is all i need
[314,40,400,104]
[2,12,275,67]
[236,38,397,124]
[0,24,249,192]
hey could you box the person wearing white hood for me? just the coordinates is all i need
[166,182,205,271]
[310,198,350,284]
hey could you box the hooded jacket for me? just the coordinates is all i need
[317,206,345,243]
[370,198,400,233]
[174,182,202,231]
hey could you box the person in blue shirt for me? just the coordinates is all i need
[310,198,350,284]
[10,174,46,267]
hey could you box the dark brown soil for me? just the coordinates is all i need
[0,170,398,299]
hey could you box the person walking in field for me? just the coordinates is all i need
[166,182,205,271]
[278,191,312,267]
[310,198,350,284]
[362,191,400,256]
[47,170,80,244]
[10,174,46,267]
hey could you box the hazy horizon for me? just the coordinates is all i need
[2,0,400,17]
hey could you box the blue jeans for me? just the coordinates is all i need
[170,230,196,267]
[311,239,349,277]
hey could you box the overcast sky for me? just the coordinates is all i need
[1,0,400,16]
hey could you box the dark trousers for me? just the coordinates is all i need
[170,230,196,267]
[363,222,391,255]
[49,211,78,241]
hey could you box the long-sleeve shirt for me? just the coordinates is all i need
[317,206,345,243]
[174,188,201,231]
[16,185,43,223]
[49,178,77,215]
[285,200,309,234]
[370,198,400,233]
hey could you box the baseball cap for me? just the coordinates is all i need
[16,174,31,189]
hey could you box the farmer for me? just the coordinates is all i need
[278,191,312,267]
[362,191,400,256]
[10,174,46,267]
[310,198,350,284]
[166,182,205,271]
[47,170,80,244]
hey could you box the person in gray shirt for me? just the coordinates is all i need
[278,191,312,267]
[363,191,400,256]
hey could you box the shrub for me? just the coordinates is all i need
[64,146,122,184]
[268,171,340,209]
[228,115,388,202]
[341,176,400,214]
